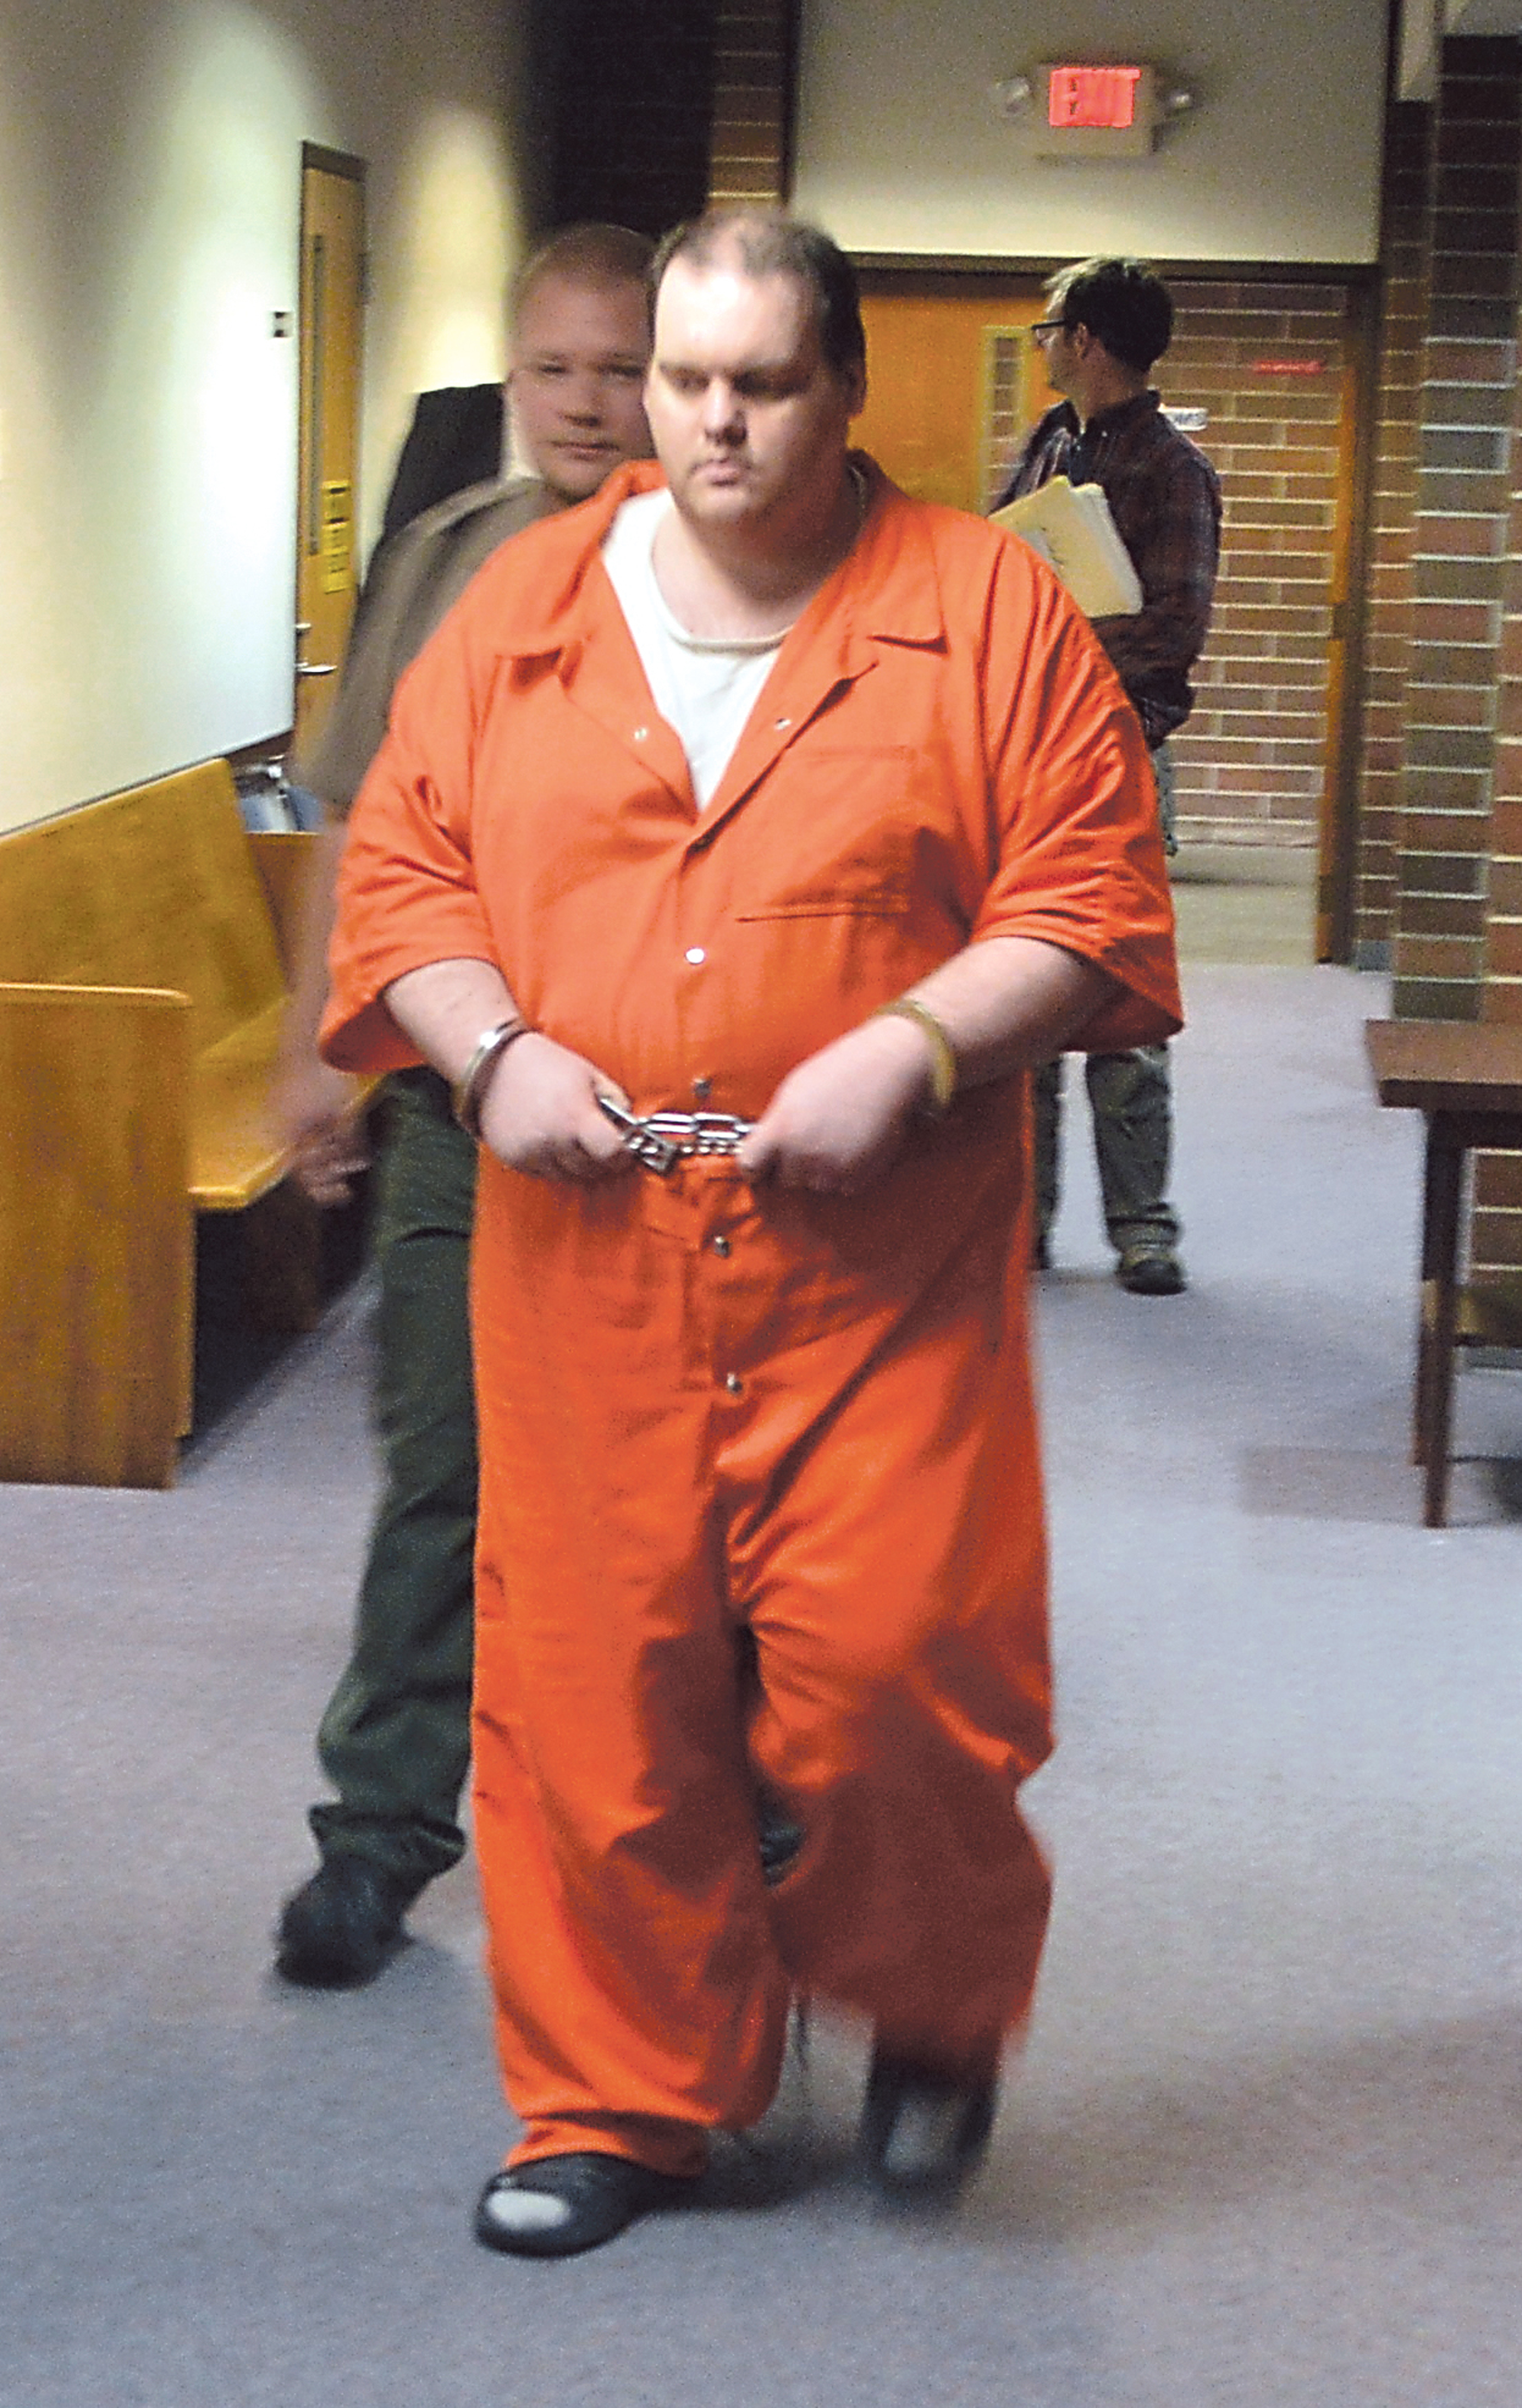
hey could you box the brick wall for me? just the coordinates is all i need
[1352,101,1429,965]
[1391,40,1520,1027]
[707,0,798,204]
[1162,283,1350,851]
[1474,626,1522,1266]
[1376,36,1522,1289]
[1471,43,1522,1283]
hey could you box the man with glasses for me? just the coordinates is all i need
[996,257,1220,1296]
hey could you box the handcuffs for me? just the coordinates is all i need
[596,1094,754,1177]
[458,994,956,1174]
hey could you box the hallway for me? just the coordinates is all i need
[3,960,1517,2407]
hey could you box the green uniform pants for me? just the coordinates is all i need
[309,1068,479,1895]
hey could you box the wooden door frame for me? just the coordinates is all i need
[1319,270,1379,966]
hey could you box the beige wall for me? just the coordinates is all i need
[0,0,527,834]
[793,0,1387,266]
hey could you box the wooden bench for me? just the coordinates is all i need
[0,759,365,1489]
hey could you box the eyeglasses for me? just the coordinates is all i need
[1030,318,1070,344]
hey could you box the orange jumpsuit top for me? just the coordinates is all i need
[325,453,1179,1128]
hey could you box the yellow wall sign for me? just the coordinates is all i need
[321,477,352,593]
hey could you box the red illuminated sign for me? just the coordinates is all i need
[1047,65,1143,130]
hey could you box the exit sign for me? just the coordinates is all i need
[1032,63,1158,156]
[1049,65,1143,129]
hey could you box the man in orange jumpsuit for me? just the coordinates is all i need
[322,209,1182,2257]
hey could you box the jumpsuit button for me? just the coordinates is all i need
[775,715,792,731]
[723,1372,744,1395]
[633,725,649,742]
[712,1234,731,1258]
[692,1075,712,1100]
[685,946,707,966]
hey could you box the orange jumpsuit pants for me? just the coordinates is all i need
[469,1137,1053,2177]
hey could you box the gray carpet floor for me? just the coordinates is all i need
[3,957,1518,2407]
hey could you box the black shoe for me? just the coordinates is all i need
[860,2047,999,2199]
[274,1856,415,1988]
[1116,1242,1186,1296]
[1032,1228,1052,1272]
[473,2154,698,2258]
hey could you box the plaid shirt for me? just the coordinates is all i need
[994,392,1221,748]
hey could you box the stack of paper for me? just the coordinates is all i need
[989,476,1143,618]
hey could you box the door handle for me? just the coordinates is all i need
[294,621,336,677]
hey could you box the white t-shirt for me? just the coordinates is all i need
[602,489,787,810]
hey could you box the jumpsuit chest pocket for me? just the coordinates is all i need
[730,748,928,921]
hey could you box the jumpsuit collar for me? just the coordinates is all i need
[476,453,953,834]
[482,454,950,669]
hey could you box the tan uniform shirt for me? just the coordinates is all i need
[296,474,553,812]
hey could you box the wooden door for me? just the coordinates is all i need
[855,280,1049,512]
[292,146,365,761]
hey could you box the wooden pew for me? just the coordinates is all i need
[0,761,364,1489]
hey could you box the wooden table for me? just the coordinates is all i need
[1365,1018,1522,1526]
